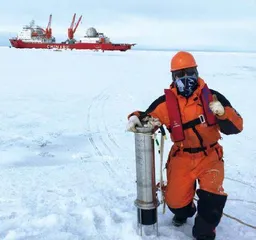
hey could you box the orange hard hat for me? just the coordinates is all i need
[170,51,197,72]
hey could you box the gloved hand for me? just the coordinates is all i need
[143,116,162,128]
[126,115,142,132]
[209,94,225,116]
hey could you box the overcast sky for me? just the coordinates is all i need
[1,0,256,51]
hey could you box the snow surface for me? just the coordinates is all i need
[0,47,255,240]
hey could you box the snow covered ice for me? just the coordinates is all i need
[0,47,255,240]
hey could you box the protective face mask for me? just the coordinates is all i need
[174,75,198,98]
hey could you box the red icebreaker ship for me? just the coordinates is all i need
[9,14,136,52]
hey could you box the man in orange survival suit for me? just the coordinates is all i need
[126,51,243,240]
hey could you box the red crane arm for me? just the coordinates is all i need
[70,13,76,29]
[73,15,82,34]
[46,14,52,29]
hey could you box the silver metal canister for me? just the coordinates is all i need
[134,126,160,236]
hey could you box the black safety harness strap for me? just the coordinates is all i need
[183,114,206,130]
[181,114,214,156]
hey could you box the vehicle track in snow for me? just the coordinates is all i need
[87,92,114,157]
[225,176,256,190]
[101,94,120,150]
[95,93,115,157]
[86,89,122,176]
[87,93,104,157]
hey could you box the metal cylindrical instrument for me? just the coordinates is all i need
[134,126,159,235]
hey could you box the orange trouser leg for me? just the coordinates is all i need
[165,151,197,209]
[196,146,226,196]
[193,147,227,238]
[165,145,227,209]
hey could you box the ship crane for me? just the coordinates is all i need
[45,14,52,39]
[68,13,82,41]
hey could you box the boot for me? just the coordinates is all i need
[193,225,216,240]
[172,215,187,227]
[169,201,196,227]
[194,235,215,240]
[196,236,215,240]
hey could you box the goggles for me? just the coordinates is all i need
[172,67,198,80]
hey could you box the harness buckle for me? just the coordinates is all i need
[199,114,206,124]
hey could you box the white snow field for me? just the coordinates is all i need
[0,47,255,240]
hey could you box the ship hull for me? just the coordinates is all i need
[9,39,135,51]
